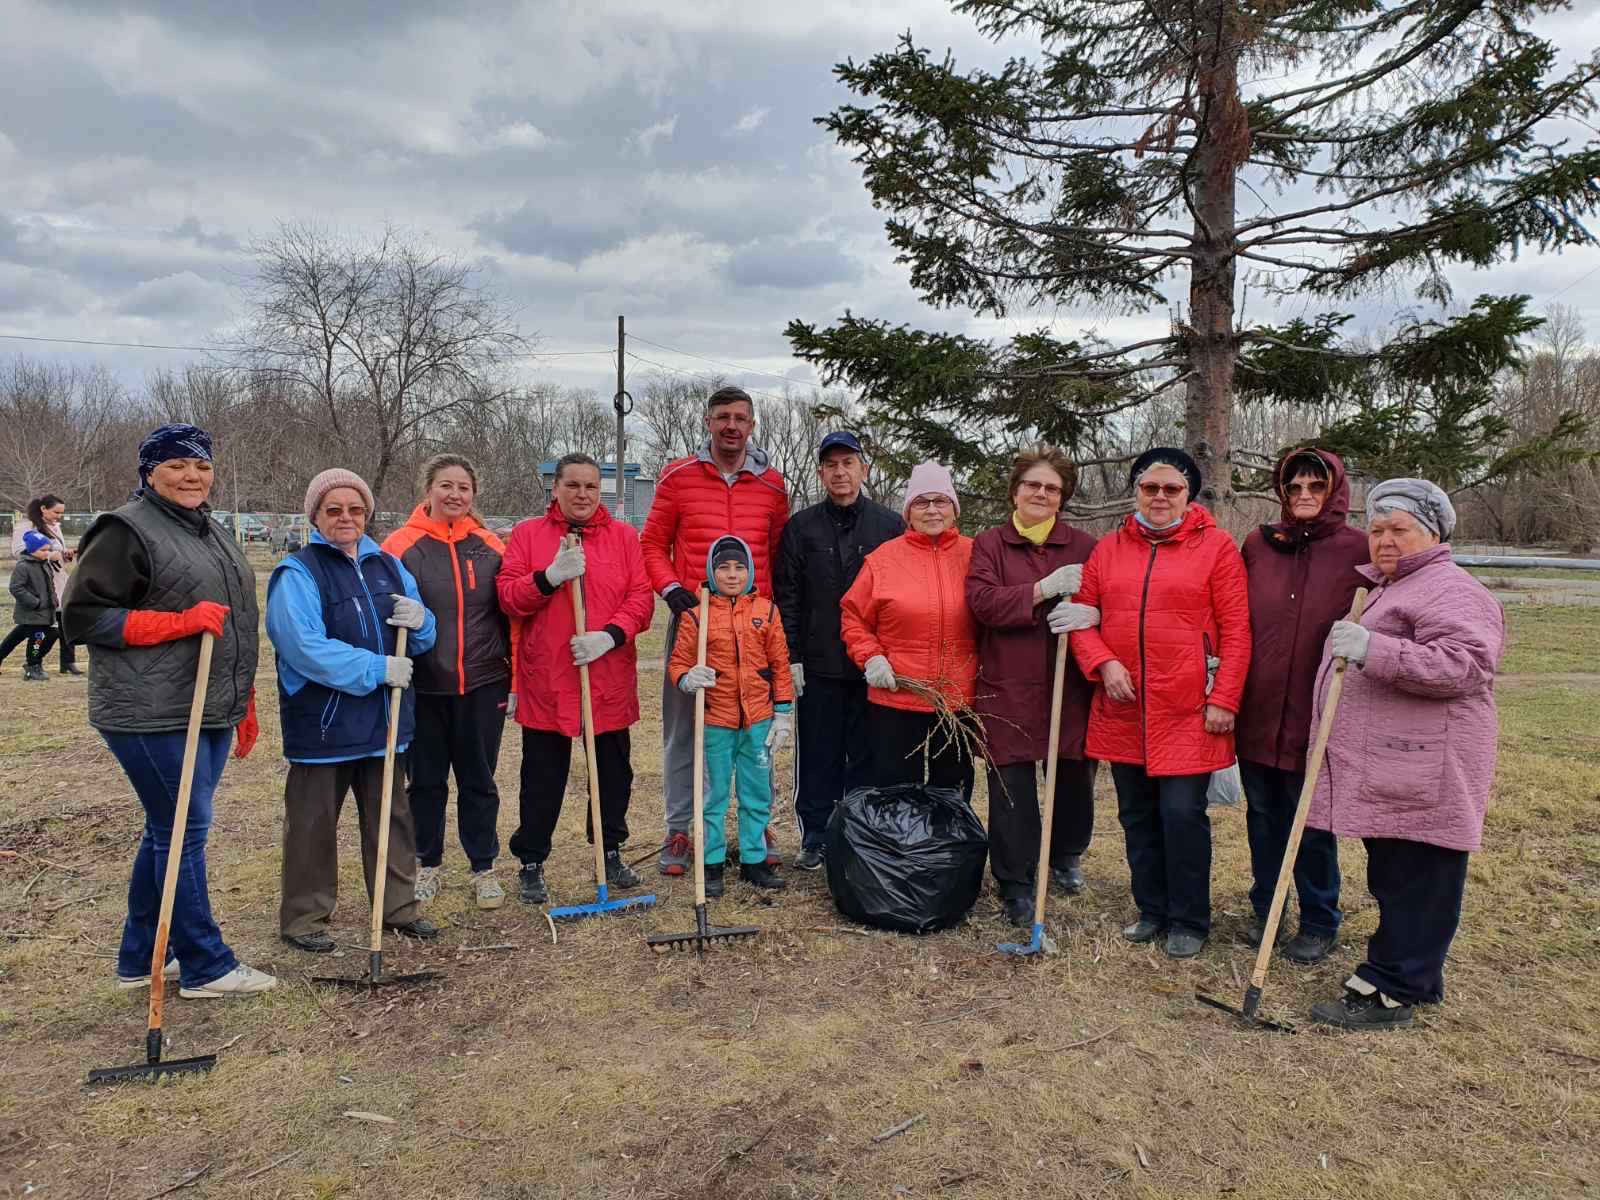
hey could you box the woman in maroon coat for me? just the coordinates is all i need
[965,445,1101,927]
[1235,448,1369,965]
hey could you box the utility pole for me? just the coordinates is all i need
[614,315,631,523]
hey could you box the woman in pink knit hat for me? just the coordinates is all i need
[839,461,979,800]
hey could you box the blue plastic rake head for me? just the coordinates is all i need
[547,883,658,921]
[997,921,1059,958]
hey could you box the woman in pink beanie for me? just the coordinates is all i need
[839,461,979,799]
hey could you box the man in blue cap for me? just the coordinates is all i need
[774,431,905,869]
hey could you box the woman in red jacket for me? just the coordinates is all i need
[497,454,655,906]
[966,444,1101,926]
[840,461,978,800]
[1071,448,1251,959]
[382,455,515,911]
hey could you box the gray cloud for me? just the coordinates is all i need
[727,239,860,289]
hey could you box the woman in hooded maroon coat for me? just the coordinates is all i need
[965,445,1100,927]
[1235,449,1369,965]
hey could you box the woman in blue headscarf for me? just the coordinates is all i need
[62,424,276,999]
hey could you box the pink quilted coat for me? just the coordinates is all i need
[1306,544,1505,852]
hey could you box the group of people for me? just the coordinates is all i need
[4,494,83,680]
[43,381,1505,1032]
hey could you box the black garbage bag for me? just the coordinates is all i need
[824,784,989,934]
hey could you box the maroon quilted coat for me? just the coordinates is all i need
[965,519,1098,766]
[1070,506,1251,777]
[1235,449,1370,772]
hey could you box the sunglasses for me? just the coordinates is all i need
[1286,481,1328,495]
[1137,482,1187,498]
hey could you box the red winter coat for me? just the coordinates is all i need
[497,502,654,737]
[1071,506,1251,776]
[640,444,789,597]
[1235,449,1370,772]
[840,528,977,714]
[965,519,1099,766]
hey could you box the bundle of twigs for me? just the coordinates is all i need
[894,673,997,778]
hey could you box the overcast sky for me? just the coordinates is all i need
[3,0,1598,405]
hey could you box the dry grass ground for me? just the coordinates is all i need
[2,573,1597,1200]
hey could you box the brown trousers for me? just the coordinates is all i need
[279,756,422,937]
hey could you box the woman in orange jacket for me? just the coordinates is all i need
[668,536,793,893]
[839,461,978,801]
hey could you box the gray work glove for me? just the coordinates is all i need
[544,542,586,587]
[1037,563,1083,600]
[863,655,897,691]
[504,693,518,720]
[678,664,717,693]
[1047,600,1100,634]
[1329,620,1371,665]
[571,631,614,666]
[387,594,426,630]
[384,655,414,689]
[790,663,805,698]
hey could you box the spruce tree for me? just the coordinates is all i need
[787,0,1600,511]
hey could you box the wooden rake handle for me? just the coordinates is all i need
[564,534,608,889]
[1249,586,1369,991]
[692,588,710,907]
[147,632,215,1045]
[369,625,408,958]
[1029,633,1071,928]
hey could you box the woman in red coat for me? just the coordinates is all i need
[497,453,655,906]
[1071,448,1251,958]
[965,444,1100,926]
[840,461,978,800]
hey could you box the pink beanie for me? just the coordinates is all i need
[304,468,376,522]
[901,461,960,519]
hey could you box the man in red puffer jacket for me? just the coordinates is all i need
[640,386,789,875]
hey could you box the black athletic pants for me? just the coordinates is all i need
[0,623,58,669]
[865,702,976,803]
[986,757,1097,899]
[408,683,508,872]
[793,675,872,849]
[1355,836,1469,1005]
[1110,764,1212,937]
[510,726,633,865]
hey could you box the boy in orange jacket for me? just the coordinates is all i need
[669,535,794,894]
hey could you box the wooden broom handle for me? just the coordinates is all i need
[1029,632,1071,927]
[369,625,407,956]
[565,534,609,890]
[693,588,710,907]
[1249,586,1369,989]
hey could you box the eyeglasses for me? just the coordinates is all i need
[1018,480,1063,496]
[909,496,954,511]
[1286,481,1328,495]
[1137,482,1187,498]
[322,505,366,518]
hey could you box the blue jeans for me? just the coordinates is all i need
[105,729,238,988]
[1238,759,1342,938]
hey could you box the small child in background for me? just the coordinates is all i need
[4,530,62,681]
[669,535,794,895]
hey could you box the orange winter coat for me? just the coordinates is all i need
[669,591,794,731]
[839,528,977,714]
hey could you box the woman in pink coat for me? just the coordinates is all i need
[498,453,655,906]
[1304,478,1504,1031]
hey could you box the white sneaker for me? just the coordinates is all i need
[471,870,504,910]
[415,865,441,903]
[116,959,181,990]
[179,963,277,999]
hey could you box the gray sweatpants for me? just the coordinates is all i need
[661,609,697,834]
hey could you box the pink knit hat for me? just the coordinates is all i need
[304,468,376,522]
[901,461,960,519]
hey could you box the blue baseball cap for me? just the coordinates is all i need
[817,431,865,461]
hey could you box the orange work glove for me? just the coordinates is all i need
[123,601,229,646]
[233,689,258,759]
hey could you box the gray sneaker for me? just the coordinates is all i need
[179,963,277,998]
[415,865,441,903]
[657,831,691,876]
[471,870,504,910]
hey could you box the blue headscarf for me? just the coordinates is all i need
[138,423,213,485]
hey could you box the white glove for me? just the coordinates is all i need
[384,655,414,689]
[1038,563,1083,600]
[790,663,805,698]
[387,594,426,630]
[1329,620,1370,665]
[678,664,717,693]
[1047,600,1100,634]
[544,542,586,586]
[864,654,897,691]
[571,631,614,666]
[504,693,518,720]
[1205,655,1221,696]
[765,710,793,752]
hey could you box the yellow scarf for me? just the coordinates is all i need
[1012,512,1055,546]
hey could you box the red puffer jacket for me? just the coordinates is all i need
[840,528,977,714]
[497,502,655,737]
[1070,506,1251,776]
[640,446,789,597]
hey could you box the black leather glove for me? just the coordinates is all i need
[665,587,700,616]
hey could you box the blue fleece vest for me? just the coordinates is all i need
[278,542,415,762]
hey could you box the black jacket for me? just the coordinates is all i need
[774,494,904,680]
[9,556,57,626]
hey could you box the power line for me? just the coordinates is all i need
[0,331,615,359]
[628,332,827,395]
[624,350,793,406]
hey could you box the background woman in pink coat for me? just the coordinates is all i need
[1304,478,1504,1031]
[498,453,655,907]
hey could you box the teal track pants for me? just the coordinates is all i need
[703,720,773,867]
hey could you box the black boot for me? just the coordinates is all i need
[604,850,640,890]
[517,862,548,905]
[1001,895,1034,927]
[703,863,725,898]
[1050,856,1084,895]
[1310,988,1414,1031]
[22,663,48,682]
[739,861,787,890]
